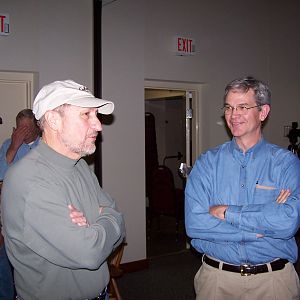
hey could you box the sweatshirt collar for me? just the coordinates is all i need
[37,140,79,169]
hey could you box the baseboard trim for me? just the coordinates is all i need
[120,258,149,273]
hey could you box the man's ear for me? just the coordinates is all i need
[260,104,270,121]
[44,111,62,130]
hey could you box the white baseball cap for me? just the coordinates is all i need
[33,79,114,120]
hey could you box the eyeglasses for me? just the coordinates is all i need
[222,104,261,115]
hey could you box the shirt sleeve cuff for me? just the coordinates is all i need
[225,205,243,226]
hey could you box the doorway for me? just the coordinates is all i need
[0,71,38,146]
[144,80,201,258]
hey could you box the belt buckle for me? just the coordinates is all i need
[240,264,252,276]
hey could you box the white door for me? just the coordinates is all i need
[0,71,38,145]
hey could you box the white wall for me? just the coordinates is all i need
[0,0,93,89]
[1,0,300,264]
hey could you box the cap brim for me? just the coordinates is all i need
[66,97,114,115]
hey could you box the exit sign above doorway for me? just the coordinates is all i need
[174,36,196,56]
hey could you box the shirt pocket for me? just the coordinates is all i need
[254,184,278,204]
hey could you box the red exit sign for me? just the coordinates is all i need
[175,36,195,56]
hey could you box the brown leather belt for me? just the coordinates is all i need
[203,255,289,276]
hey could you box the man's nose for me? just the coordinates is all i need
[91,116,102,131]
[230,107,241,116]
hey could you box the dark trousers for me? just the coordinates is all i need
[0,243,14,300]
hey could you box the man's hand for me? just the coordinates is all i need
[6,126,31,164]
[68,204,89,227]
[10,126,30,149]
[276,189,291,203]
[209,205,228,220]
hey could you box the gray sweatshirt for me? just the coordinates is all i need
[1,141,125,300]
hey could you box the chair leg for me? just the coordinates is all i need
[108,242,126,300]
[110,278,122,300]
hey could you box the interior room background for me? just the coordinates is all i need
[1,0,300,265]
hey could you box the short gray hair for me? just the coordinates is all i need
[224,76,271,106]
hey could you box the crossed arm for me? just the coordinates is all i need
[210,189,291,221]
[68,204,106,227]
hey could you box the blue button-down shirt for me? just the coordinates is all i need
[0,137,40,180]
[185,138,300,265]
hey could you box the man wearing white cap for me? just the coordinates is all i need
[1,80,125,300]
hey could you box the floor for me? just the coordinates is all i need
[118,249,201,300]
[146,214,187,258]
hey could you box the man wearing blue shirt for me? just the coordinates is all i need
[0,109,40,181]
[0,108,40,300]
[185,76,300,300]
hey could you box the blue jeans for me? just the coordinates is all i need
[0,244,14,300]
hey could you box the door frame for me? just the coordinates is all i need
[144,79,203,165]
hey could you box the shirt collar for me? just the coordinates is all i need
[230,137,266,158]
[25,136,40,146]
